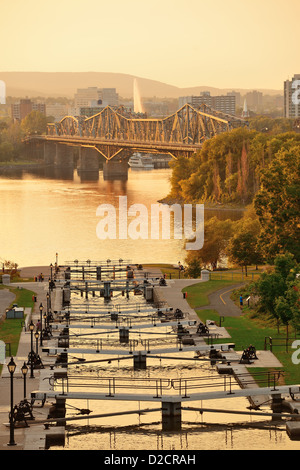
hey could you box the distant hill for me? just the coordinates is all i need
[0,71,283,99]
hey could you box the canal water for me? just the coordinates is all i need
[0,166,298,450]
[52,292,299,451]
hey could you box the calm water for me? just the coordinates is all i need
[51,292,299,451]
[1,166,298,450]
[0,167,242,268]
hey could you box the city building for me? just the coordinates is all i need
[11,99,46,120]
[227,91,241,108]
[74,87,119,114]
[179,92,236,115]
[46,103,68,121]
[284,74,300,118]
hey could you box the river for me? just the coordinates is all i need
[0,166,243,268]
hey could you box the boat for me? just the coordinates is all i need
[128,153,154,169]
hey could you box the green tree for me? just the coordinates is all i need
[21,110,47,135]
[184,253,202,278]
[226,207,264,275]
[252,253,300,331]
[185,217,234,270]
[275,280,300,336]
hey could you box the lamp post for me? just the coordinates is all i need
[21,362,28,399]
[35,331,39,356]
[46,292,50,317]
[7,357,16,446]
[29,320,35,378]
[39,303,43,346]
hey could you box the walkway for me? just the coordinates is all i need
[156,279,204,321]
[0,278,51,450]
[197,283,245,317]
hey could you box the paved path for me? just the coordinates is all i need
[197,283,245,317]
[0,280,51,450]
[156,279,204,321]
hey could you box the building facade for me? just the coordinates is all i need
[74,87,119,113]
[284,74,300,118]
[11,99,46,120]
[179,92,236,115]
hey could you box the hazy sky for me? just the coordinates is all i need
[0,0,299,89]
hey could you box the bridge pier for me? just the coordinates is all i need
[54,144,74,168]
[271,393,285,420]
[133,351,147,370]
[78,147,100,171]
[161,401,182,431]
[103,159,128,181]
[119,327,129,344]
[44,142,57,165]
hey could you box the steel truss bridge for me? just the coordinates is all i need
[44,103,248,160]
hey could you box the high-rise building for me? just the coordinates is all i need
[74,87,119,111]
[179,92,236,115]
[284,74,300,118]
[11,99,46,120]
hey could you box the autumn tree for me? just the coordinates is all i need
[254,144,300,262]
[185,217,234,270]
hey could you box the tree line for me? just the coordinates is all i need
[168,126,300,206]
[0,111,48,162]
[181,123,300,331]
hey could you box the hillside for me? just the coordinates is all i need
[0,71,282,99]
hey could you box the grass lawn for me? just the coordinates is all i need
[181,279,241,308]
[0,285,36,367]
[183,281,300,386]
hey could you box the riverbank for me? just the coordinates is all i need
[0,160,46,170]
[157,195,247,211]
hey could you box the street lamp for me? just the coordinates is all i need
[39,303,43,346]
[21,362,28,399]
[35,331,39,356]
[29,320,35,378]
[7,357,16,446]
[46,292,50,316]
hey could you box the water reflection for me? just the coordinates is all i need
[0,166,243,267]
[50,293,297,451]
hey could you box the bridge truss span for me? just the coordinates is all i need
[46,104,248,159]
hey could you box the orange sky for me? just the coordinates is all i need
[0,0,299,89]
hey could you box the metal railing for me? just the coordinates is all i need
[50,370,284,399]
[264,336,300,353]
[51,375,172,398]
